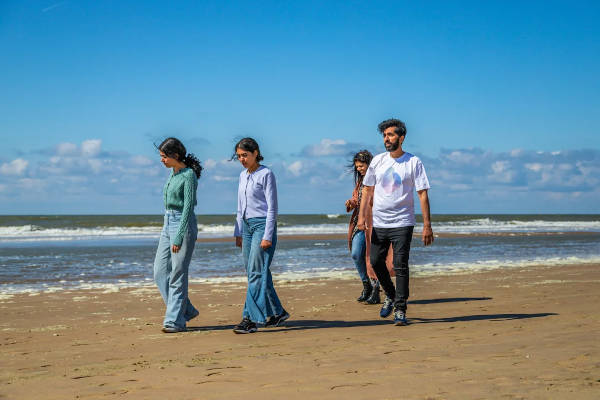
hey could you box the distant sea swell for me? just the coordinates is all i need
[1,214,599,242]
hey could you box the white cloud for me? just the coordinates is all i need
[88,159,104,173]
[203,159,217,169]
[286,161,303,177]
[510,148,524,157]
[525,163,543,172]
[56,142,78,155]
[428,148,600,192]
[300,138,370,157]
[0,158,29,176]
[2,138,599,213]
[81,139,102,157]
[212,175,237,182]
[131,155,153,167]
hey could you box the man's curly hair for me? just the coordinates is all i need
[377,118,407,137]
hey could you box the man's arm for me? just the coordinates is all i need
[417,189,434,246]
[357,185,374,231]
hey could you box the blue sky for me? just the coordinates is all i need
[1,1,598,214]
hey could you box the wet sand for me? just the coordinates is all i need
[1,264,599,399]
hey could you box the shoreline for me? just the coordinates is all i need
[2,263,598,399]
[3,260,600,296]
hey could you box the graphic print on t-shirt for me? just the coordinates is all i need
[381,166,402,194]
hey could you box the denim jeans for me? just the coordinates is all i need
[153,210,198,329]
[370,226,414,311]
[242,217,284,323]
[351,230,368,282]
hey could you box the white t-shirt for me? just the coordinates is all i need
[363,152,430,228]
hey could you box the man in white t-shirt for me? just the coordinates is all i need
[357,118,434,326]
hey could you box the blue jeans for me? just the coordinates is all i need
[242,217,284,323]
[351,230,368,282]
[153,210,198,329]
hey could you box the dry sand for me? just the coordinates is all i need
[1,264,599,399]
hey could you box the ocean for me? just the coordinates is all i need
[1,214,599,294]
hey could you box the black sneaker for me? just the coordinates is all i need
[233,317,257,334]
[162,326,186,333]
[357,280,372,302]
[264,310,290,327]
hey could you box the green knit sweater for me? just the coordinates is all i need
[163,167,198,246]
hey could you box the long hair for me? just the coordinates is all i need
[231,137,264,162]
[348,149,373,184]
[156,137,203,178]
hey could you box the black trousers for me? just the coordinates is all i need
[370,226,414,311]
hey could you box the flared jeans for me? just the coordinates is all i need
[242,217,284,323]
[153,210,198,329]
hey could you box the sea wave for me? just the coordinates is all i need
[0,223,350,242]
[1,217,598,242]
[433,218,600,233]
[412,255,600,276]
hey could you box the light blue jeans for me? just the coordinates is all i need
[351,230,368,282]
[153,210,198,329]
[242,217,284,323]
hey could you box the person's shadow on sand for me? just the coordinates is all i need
[408,296,492,304]
[185,297,557,332]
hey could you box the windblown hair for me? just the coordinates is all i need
[348,149,373,184]
[377,118,407,137]
[231,137,264,162]
[156,137,203,178]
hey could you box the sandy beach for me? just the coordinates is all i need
[1,263,599,399]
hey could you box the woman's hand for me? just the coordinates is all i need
[171,244,180,253]
[235,236,242,248]
[260,240,272,250]
[357,217,366,231]
[345,199,357,210]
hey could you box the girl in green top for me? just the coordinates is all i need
[153,137,203,333]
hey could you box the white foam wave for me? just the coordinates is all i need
[0,225,161,241]
[1,218,598,242]
[432,218,600,233]
[412,255,600,277]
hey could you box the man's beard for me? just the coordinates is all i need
[385,138,400,151]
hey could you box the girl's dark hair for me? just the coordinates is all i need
[231,137,264,162]
[157,137,203,178]
[348,149,373,184]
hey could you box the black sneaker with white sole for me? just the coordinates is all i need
[233,317,257,334]
[264,310,290,327]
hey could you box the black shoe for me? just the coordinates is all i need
[264,310,290,327]
[185,308,200,322]
[365,280,381,304]
[162,326,186,333]
[357,280,372,302]
[233,317,257,334]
